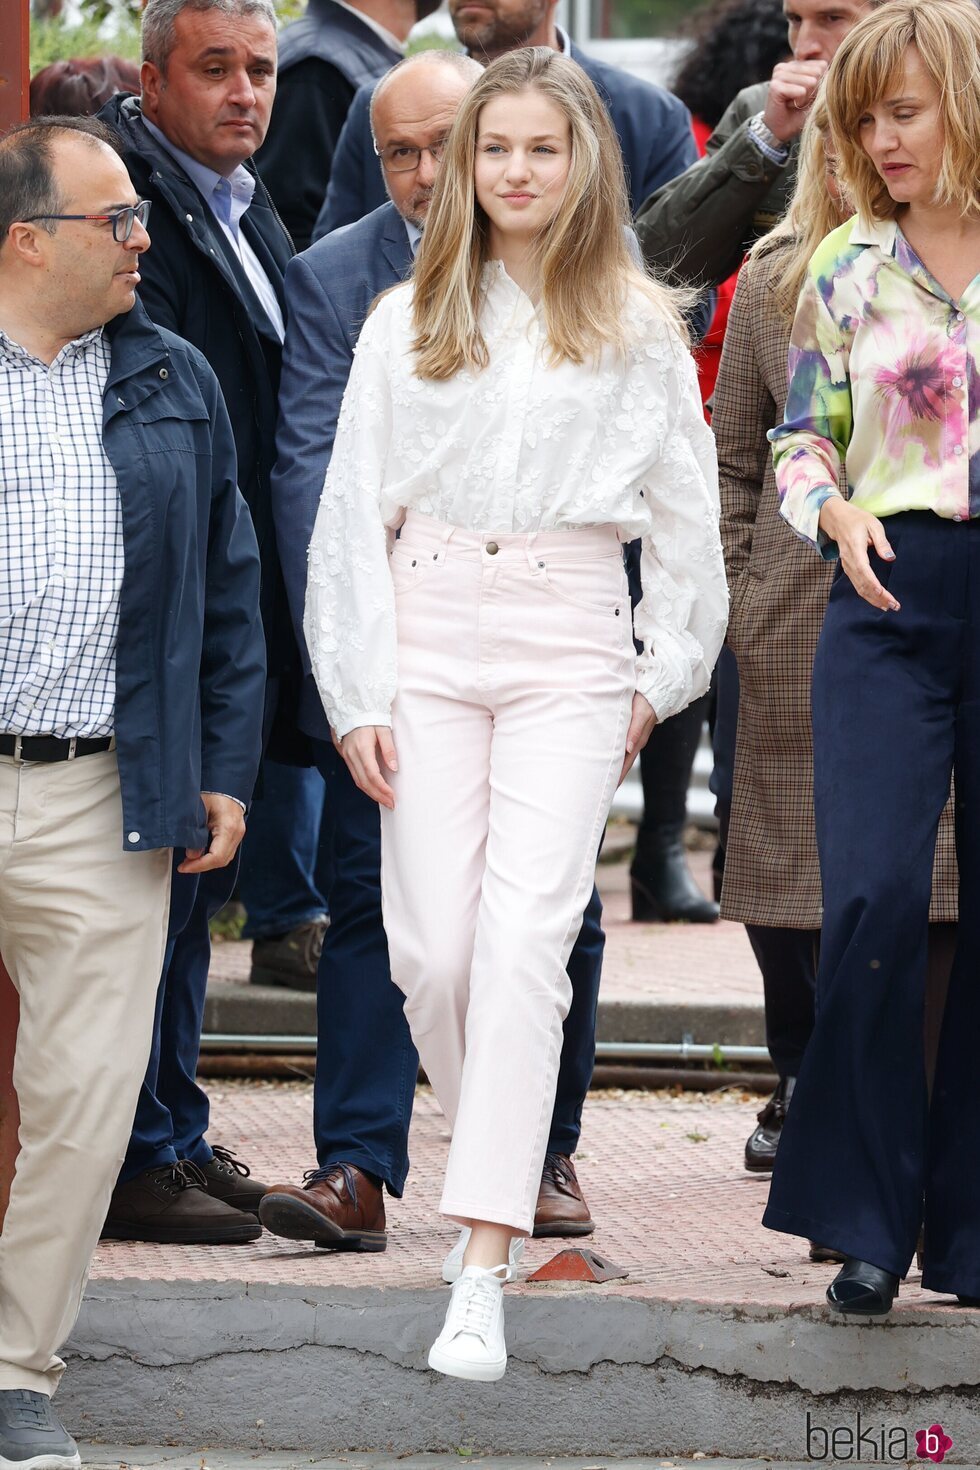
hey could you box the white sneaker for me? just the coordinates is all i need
[428,1263,509,1381]
[442,1227,524,1284]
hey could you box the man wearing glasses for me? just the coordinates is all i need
[0,116,264,1470]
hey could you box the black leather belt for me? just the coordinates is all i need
[0,734,114,763]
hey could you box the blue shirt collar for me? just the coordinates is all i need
[142,117,255,230]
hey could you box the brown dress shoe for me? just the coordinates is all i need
[101,1161,262,1244]
[259,1163,387,1251]
[533,1153,595,1238]
[199,1145,268,1214]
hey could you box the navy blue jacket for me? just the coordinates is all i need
[101,301,265,851]
[314,43,698,239]
[256,0,402,250]
[272,202,412,741]
[99,93,306,761]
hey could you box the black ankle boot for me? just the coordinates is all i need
[827,1257,900,1316]
[630,825,719,923]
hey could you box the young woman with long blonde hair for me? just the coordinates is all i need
[305,47,727,1378]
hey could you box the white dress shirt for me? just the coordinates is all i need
[0,327,122,737]
[305,263,727,737]
[143,118,285,342]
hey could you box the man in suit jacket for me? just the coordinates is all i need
[256,0,439,251]
[96,0,321,1246]
[260,51,606,1251]
[313,0,698,239]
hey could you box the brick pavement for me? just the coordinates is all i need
[208,850,765,1011]
[89,1080,954,1316]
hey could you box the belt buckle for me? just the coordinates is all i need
[67,736,77,760]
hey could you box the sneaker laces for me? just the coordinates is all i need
[6,1390,52,1429]
[303,1161,359,1205]
[451,1267,507,1340]
[210,1145,252,1178]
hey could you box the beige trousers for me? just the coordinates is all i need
[381,513,635,1235]
[0,751,171,1395]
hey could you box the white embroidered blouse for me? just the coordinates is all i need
[304,262,727,737]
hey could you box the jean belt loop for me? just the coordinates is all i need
[12,735,23,764]
[67,736,78,760]
[434,520,455,566]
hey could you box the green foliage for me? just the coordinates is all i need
[30,16,141,72]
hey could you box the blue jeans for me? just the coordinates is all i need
[238,760,332,938]
[120,855,239,1180]
[311,739,604,1195]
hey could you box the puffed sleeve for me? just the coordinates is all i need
[632,330,728,721]
[769,263,853,556]
[304,299,397,738]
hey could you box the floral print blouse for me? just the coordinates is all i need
[304,261,727,737]
[771,214,980,555]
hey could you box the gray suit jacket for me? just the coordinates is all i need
[271,200,413,740]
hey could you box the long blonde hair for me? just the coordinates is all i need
[825,0,980,222]
[750,96,850,318]
[411,48,689,380]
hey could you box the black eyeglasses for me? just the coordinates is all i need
[374,141,447,173]
[22,199,152,243]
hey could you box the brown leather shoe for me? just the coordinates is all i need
[199,1144,268,1214]
[533,1152,595,1237]
[259,1163,387,1251]
[101,1161,262,1244]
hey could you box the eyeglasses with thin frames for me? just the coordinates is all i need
[374,141,447,174]
[22,199,152,243]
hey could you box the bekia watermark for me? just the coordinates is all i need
[806,1411,953,1462]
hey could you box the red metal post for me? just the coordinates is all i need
[0,0,30,1230]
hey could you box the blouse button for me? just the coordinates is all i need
[953,375,964,388]
[954,514,964,522]
[956,311,965,322]
[955,444,965,456]
[486,542,499,555]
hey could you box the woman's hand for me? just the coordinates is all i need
[619,692,658,785]
[339,725,399,809]
[819,498,900,612]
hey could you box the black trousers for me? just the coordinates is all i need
[764,514,972,1292]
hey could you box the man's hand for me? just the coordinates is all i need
[340,725,398,809]
[818,498,900,612]
[178,792,247,874]
[619,692,658,786]
[763,60,829,143]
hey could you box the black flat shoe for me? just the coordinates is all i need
[827,1257,900,1316]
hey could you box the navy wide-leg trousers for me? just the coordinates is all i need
[763,513,977,1293]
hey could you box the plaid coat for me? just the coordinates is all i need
[714,239,957,926]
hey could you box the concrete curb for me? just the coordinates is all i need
[204,984,767,1049]
[63,1280,980,1460]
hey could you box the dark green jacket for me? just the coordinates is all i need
[635,81,798,289]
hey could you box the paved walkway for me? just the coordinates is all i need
[89,1080,948,1314]
[209,846,765,1014]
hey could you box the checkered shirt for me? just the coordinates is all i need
[0,326,123,737]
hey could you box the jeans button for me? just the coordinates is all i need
[486,542,499,555]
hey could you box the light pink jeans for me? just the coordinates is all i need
[380,511,635,1233]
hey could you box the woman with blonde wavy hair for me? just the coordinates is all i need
[764,0,980,1316]
[305,46,726,1378]
[715,97,957,1202]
